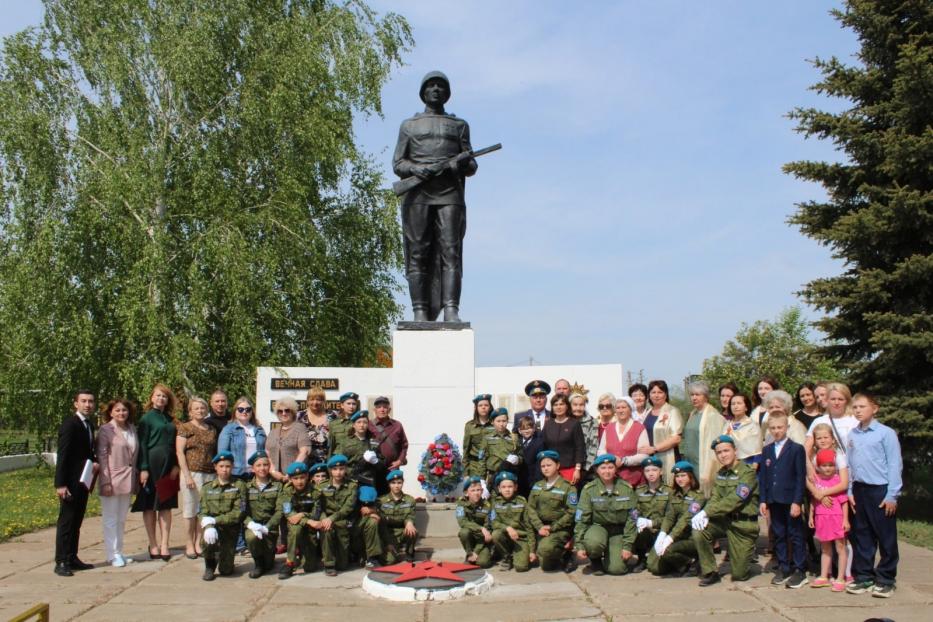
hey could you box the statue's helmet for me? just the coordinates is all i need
[419,70,451,104]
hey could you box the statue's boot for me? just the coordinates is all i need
[408,272,431,322]
[442,271,462,323]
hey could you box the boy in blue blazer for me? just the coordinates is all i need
[759,412,808,588]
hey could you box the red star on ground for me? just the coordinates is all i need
[372,560,479,584]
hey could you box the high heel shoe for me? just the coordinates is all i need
[148,547,160,560]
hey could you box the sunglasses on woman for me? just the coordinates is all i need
[236,406,253,413]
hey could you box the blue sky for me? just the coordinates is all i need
[2,1,858,386]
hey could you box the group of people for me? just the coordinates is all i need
[52,374,902,598]
[53,385,410,579]
[455,377,902,598]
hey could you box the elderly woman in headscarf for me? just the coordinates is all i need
[596,396,649,487]
[681,381,725,494]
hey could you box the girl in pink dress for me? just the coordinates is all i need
[808,448,850,591]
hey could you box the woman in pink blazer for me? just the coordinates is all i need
[97,399,139,567]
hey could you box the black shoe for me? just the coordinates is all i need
[871,584,895,598]
[498,556,513,571]
[589,559,604,576]
[202,568,216,581]
[786,571,809,589]
[54,563,74,577]
[365,557,380,569]
[69,558,94,571]
[278,564,294,580]
[325,567,338,577]
[684,562,700,578]
[771,569,789,585]
[631,560,647,574]
[249,564,264,579]
[699,572,721,587]
[563,558,577,573]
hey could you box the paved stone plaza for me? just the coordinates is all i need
[1,511,930,621]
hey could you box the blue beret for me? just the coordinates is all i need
[349,410,368,422]
[641,456,663,469]
[524,380,551,396]
[358,485,378,503]
[536,450,560,463]
[247,450,269,465]
[463,476,483,488]
[710,434,736,450]
[386,469,404,482]
[473,393,492,404]
[327,454,348,468]
[593,454,617,468]
[339,392,359,402]
[672,460,695,474]
[286,461,308,476]
[308,462,327,476]
[492,407,509,419]
[212,451,234,464]
[494,471,517,485]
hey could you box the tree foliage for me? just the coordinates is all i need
[0,0,412,432]
[783,0,933,440]
[701,307,843,401]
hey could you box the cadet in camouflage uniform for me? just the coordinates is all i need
[318,454,359,576]
[378,469,418,563]
[456,476,494,567]
[490,471,532,571]
[480,408,522,489]
[343,410,386,488]
[279,461,321,579]
[691,435,760,586]
[328,392,359,457]
[462,394,495,478]
[574,454,638,575]
[354,485,383,568]
[242,451,286,578]
[648,461,706,576]
[631,456,673,572]
[199,452,247,581]
[525,450,577,572]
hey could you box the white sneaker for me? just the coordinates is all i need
[111,555,126,568]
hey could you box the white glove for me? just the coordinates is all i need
[259,525,269,536]
[200,516,216,528]
[691,510,708,531]
[363,450,378,464]
[203,526,218,544]
[480,479,490,500]
[636,517,652,533]
[247,521,264,539]
[505,454,520,465]
[655,533,673,556]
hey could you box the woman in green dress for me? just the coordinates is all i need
[132,383,180,560]
[463,394,494,478]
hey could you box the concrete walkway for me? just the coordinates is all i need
[1,511,930,621]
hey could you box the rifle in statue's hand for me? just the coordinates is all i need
[392,143,502,196]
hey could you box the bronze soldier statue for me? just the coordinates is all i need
[392,71,483,322]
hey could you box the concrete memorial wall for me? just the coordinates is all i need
[256,328,624,496]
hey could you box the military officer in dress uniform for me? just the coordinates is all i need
[318,454,359,576]
[480,408,522,489]
[631,456,672,572]
[199,451,247,581]
[648,461,706,576]
[512,380,552,432]
[525,450,577,572]
[328,392,359,457]
[490,471,532,571]
[378,469,418,563]
[691,435,761,586]
[242,451,286,578]
[456,476,494,567]
[574,454,638,576]
[279,461,321,579]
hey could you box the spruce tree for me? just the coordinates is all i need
[784,0,933,440]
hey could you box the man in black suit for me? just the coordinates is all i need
[54,389,99,576]
[512,380,551,432]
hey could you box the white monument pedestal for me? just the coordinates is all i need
[393,327,475,498]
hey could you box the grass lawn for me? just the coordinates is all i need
[0,465,100,543]
[898,519,933,551]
